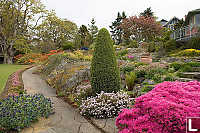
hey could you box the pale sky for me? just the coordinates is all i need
[41,0,200,29]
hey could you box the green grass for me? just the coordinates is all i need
[0,64,27,93]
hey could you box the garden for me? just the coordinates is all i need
[1,0,200,132]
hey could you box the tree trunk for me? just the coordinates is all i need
[3,54,13,64]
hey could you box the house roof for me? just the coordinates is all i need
[163,16,180,27]
[185,8,200,25]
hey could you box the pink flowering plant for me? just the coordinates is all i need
[116,81,200,133]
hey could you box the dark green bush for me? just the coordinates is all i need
[120,65,135,73]
[91,28,120,93]
[125,72,136,91]
[164,74,176,81]
[116,49,128,57]
[179,65,193,72]
[186,62,200,67]
[0,94,53,131]
[169,62,183,71]
[186,37,200,49]
[163,39,177,53]
[141,85,154,93]
[62,41,74,50]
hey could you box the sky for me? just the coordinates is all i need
[41,0,200,29]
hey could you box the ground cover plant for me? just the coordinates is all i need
[0,94,54,132]
[80,91,130,119]
[116,81,200,133]
[0,64,27,93]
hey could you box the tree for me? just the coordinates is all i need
[120,16,163,42]
[35,11,77,52]
[78,25,92,47]
[140,7,154,17]
[109,11,126,44]
[90,28,120,94]
[0,0,45,64]
[88,18,98,43]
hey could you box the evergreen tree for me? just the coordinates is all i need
[140,7,154,17]
[109,11,126,44]
[91,28,120,94]
[88,18,98,43]
[78,25,91,47]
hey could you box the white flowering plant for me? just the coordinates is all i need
[79,91,130,119]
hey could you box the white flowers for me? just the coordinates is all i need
[79,91,130,119]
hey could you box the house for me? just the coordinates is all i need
[160,19,168,26]
[163,17,180,31]
[172,9,200,41]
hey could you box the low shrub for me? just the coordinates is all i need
[80,91,130,119]
[186,62,200,67]
[116,81,200,133]
[179,65,193,72]
[0,94,54,131]
[120,65,135,73]
[116,49,128,58]
[186,37,200,49]
[169,62,183,71]
[171,49,200,57]
[125,72,136,91]
[127,40,138,48]
[62,41,74,50]
[163,74,176,81]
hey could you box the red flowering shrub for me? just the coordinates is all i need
[116,81,200,133]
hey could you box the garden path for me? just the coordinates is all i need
[21,66,101,133]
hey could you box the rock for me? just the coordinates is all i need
[143,79,155,85]
[176,78,194,82]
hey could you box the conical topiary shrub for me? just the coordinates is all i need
[90,28,120,94]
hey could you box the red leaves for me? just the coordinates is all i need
[120,16,163,42]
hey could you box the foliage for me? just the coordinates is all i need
[141,85,154,93]
[62,41,75,50]
[186,37,200,49]
[120,16,163,42]
[171,49,200,57]
[78,25,92,47]
[125,72,136,90]
[0,0,45,64]
[140,7,154,17]
[169,62,183,71]
[109,12,127,44]
[80,91,130,119]
[35,11,77,51]
[0,94,54,131]
[116,81,200,133]
[90,28,120,93]
[127,40,139,48]
[163,74,176,81]
[116,49,128,58]
[88,18,98,43]
[179,65,193,72]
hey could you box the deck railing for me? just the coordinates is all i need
[171,24,200,41]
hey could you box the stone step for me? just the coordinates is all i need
[179,72,200,79]
[176,78,195,82]
[191,67,200,72]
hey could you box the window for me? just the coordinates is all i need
[195,14,200,25]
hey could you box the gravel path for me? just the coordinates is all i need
[21,66,101,133]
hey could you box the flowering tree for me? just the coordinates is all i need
[120,16,163,42]
[116,81,200,133]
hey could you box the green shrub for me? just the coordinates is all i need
[147,42,156,52]
[164,74,176,81]
[186,62,200,67]
[141,85,154,93]
[125,72,136,90]
[120,65,135,73]
[186,37,200,49]
[169,62,183,71]
[116,49,128,57]
[179,65,193,72]
[0,94,53,131]
[62,41,74,50]
[127,40,139,48]
[163,39,177,53]
[90,28,120,93]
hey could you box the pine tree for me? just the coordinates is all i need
[109,11,126,45]
[140,7,154,17]
[90,28,120,94]
[88,18,98,43]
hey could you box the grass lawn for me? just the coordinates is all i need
[0,64,27,93]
